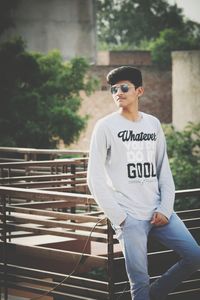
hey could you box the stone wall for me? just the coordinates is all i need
[109,51,152,66]
[97,51,152,66]
[69,65,172,150]
[172,50,200,130]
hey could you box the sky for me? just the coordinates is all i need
[168,0,200,23]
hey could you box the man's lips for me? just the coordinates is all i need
[116,98,126,103]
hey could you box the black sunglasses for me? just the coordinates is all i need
[110,83,135,94]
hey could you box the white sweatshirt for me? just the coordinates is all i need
[87,111,175,226]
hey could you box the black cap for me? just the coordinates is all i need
[107,66,142,87]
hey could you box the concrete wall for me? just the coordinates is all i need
[109,51,152,66]
[97,51,151,66]
[2,0,96,62]
[89,65,172,123]
[172,51,200,130]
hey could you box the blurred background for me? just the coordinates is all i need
[0,0,199,191]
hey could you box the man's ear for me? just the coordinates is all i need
[137,86,144,97]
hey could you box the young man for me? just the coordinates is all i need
[87,66,200,300]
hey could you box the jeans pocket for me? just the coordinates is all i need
[120,214,130,230]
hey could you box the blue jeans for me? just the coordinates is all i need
[114,213,200,300]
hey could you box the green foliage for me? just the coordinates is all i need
[97,0,200,68]
[150,28,200,69]
[96,0,191,48]
[163,123,200,210]
[0,37,98,148]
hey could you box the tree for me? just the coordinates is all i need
[150,28,200,69]
[96,0,200,50]
[0,37,98,148]
[163,123,200,210]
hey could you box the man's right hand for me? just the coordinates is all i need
[151,212,168,226]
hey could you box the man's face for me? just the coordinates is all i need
[110,80,142,109]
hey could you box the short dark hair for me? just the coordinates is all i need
[106,66,142,88]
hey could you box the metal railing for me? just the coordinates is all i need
[0,186,200,300]
[0,147,88,162]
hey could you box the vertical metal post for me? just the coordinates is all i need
[51,165,55,174]
[107,219,114,300]
[24,153,30,161]
[70,164,76,215]
[1,194,8,300]
[32,153,37,161]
